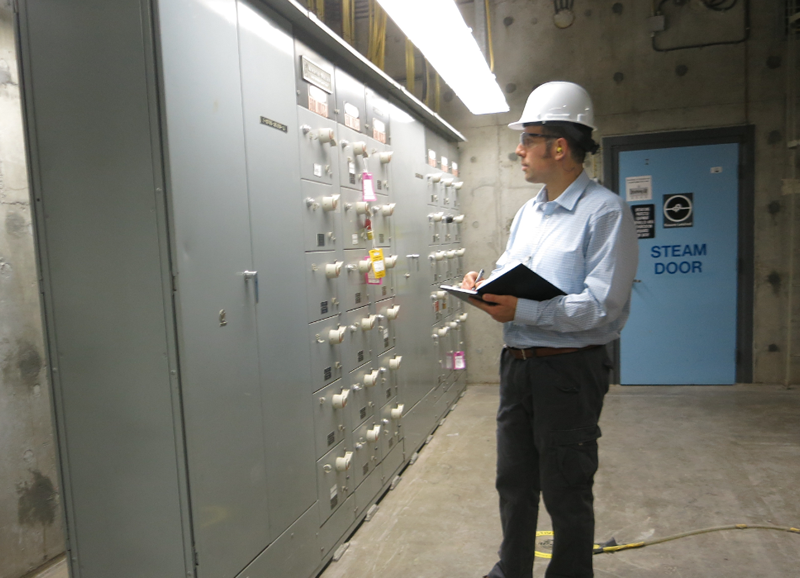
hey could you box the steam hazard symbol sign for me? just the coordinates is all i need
[663,193,693,228]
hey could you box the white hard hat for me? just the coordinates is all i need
[508,81,595,131]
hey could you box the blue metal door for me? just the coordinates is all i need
[620,143,739,384]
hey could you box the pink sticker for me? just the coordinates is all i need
[362,172,377,202]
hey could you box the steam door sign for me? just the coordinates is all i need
[663,193,693,228]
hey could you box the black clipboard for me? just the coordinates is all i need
[440,264,566,306]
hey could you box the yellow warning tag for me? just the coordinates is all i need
[369,248,386,279]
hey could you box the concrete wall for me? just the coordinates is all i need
[0,3,65,577]
[425,0,787,384]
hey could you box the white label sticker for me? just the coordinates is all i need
[452,162,458,177]
[428,149,437,167]
[454,351,466,370]
[330,484,338,500]
[349,161,356,175]
[313,163,322,177]
[625,175,653,202]
[383,328,389,340]
[352,233,359,245]
[308,85,329,118]
[441,156,449,171]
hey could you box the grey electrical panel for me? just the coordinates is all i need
[17,1,468,578]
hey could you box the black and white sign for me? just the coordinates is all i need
[631,204,655,239]
[663,193,693,228]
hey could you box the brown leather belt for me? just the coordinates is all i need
[505,344,602,360]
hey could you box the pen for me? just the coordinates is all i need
[475,269,485,288]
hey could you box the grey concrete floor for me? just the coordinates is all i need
[319,384,800,578]
[32,384,800,578]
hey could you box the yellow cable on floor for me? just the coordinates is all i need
[594,524,800,555]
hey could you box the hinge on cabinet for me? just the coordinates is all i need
[193,549,199,567]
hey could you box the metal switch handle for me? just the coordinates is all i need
[244,270,259,303]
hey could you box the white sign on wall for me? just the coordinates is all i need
[626,175,653,202]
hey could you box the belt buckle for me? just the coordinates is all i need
[520,348,528,360]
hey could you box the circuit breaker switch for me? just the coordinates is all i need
[429,212,444,222]
[317,128,336,145]
[322,194,340,212]
[366,425,382,442]
[455,248,466,257]
[364,370,380,387]
[335,452,353,472]
[435,291,447,299]
[326,261,343,279]
[452,214,465,224]
[379,151,393,164]
[357,259,372,274]
[332,389,350,409]
[381,203,396,216]
[437,326,449,337]
[446,250,456,259]
[389,356,402,370]
[390,404,405,420]
[427,173,442,183]
[435,251,446,261]
[384,255,398,268]
[329,326,346,344]
[355,202,370,215]
[386,305,400,320]
[453,181,464,190]
[448,322,458,329]
[442,177,454,186]
[361,315,377,330]
[459,313,468,322]
[351,142,369,157]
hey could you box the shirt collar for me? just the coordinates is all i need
[533,171,591,213]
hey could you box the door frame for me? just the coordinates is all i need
[602,126,755,384]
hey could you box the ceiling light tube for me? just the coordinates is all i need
[376,0,509,115]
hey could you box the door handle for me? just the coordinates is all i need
[244,270,259,303]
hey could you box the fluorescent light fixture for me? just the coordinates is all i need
[376,0,509,115]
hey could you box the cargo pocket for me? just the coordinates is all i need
[553,425,601,487]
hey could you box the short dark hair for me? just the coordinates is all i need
[541,126,586,165]
[524,121,596,165]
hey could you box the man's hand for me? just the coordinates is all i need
[461,271,479,289]
[469,293,517,323]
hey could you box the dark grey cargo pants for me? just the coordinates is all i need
[486,346,611,578]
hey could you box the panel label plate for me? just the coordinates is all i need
[301,56,333,93]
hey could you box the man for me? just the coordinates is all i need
[462,81,638,578]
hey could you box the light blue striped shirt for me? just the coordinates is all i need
[490,171,639,348]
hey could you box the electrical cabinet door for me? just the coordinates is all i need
[309,315,346,392]
[620,143,739,384]
[238,0,318,540]
[305,251,344,323]
[159,1,269,575]
[301,179,343,252]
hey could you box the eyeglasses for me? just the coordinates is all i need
[519,132,556,148]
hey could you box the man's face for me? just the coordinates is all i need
[515,129,556,184]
